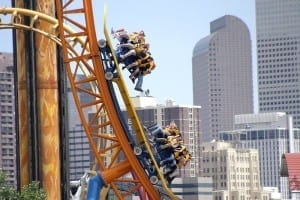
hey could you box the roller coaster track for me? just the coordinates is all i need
[0,1,179,199]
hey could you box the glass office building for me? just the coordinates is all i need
[256,0,300,128]
[219,112,300,199]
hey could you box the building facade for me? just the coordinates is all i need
[123,96,201,178]
[169,177,213,200]
[192,15,253,142]
[0,52,16,187]
[67,74,95,181]
[219,112,300,199]
[256,0,300,128]
[200,141,269,200]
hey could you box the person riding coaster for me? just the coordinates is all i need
[124,52,156,82]
[144,123,192,184]
[111,28,156,92]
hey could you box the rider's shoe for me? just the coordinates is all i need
[134,87,143,92]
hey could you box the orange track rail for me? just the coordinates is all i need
[54,0,164,199]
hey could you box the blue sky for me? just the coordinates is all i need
[0,0,257,111]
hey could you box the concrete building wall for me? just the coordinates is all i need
[170,177,213,200]
[192,15,253,142]
[200,141,267,200]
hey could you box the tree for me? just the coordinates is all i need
[0,171,18,199]
[0,171,47,200]
[19,181,47,200]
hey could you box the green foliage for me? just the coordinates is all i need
[0,171,47,200]
[0,172,19,199]
[19,181,47,200]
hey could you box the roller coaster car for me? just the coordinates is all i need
[98,39,117,80]
[133,144,158,184]
[133,128,159,184]
[98,38,138,80]
[145,125,182,184]
[130,125,176,186]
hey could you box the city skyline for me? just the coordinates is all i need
[0,1,257,110]
[1,1,299,199]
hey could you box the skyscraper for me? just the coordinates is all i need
[256,0,300,128]
[192,15,253,142]
[0,52,16,187]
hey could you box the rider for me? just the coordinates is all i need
[112,29,155,92]
[118,41,149,61]
[124,53,155,77]
[111,28,130,43]
[124,52,156,90]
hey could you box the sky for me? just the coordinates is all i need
[0,0,257,111]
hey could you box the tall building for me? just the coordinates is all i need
[219,112,300,199]
[124,96,202,178]
[192,15,253,142]
[0,52,16,187]
[256,0,300,128]
[200,141,269,200]
[68,74,95,180]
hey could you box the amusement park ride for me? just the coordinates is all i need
[0,1,190,199]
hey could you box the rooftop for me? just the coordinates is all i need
[280,153,300,191]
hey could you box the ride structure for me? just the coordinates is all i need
[0,0,189,199]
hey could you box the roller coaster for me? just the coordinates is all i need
[0,1,189,199]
